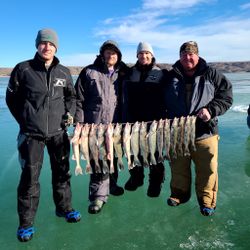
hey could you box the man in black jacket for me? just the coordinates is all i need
[6,28,81,242]
[163,41,233,216]
[122,42,165,197]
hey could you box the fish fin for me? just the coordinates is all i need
[75,165,83,176]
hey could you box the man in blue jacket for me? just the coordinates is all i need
[163,41,233,216]
[6,29,81,242]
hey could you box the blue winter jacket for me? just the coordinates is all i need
[163,57,233,140]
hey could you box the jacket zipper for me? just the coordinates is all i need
[46,70,51,137]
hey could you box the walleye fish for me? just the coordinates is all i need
[163,118,171,161]
[113,123,124,170]
[97,123,109,174]
[123,123,132,169]
[190,116,197,152]
[177,116,185,157]
[130,121,141,167]
[156,119,164,163]
[105,123,114,174]
[79,123,92,174]
[89,123,101,173]
[139,121,149,167]
[170,117,179,159]
[148,120,158,165]
[183,116,191,156]
[71,123,83,176]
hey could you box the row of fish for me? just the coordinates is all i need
[71,116,197,175]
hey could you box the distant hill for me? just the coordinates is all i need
[1,61,250,76]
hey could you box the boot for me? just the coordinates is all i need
[147,163,165,197]
[124,166,144,191]
[109,168,124,196]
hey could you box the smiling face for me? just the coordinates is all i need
[37,41,56,65]
[180,52,199,74]
[103,49,118,68]
[137,51,153,65]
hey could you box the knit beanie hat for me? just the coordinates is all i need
[137,42,154,56]
[179,41,199,56]
[35,28,58,50]
[99,40,122,58]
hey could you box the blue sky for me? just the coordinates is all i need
[1,0,250,67]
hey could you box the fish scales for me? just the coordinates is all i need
[156,119,164,163]
[80,123,92,174]
[139,121,149,167]
[105,123,114,173]
[89,123,101,173]
[113,123,124,170]
[130,121,141,167]
[123,123,132,169]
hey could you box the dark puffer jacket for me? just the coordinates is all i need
[163,57,233,140]
[74,55,129,124]
[6,53,76,138]
[122,60,165,123]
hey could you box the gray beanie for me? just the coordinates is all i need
[100,40,121,55]
[137,42,154,56]
[99,40,122,61]
[35,28,58,50]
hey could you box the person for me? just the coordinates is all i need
[122,42,165,197]
[163,41,233,216]
[74,40,128,214]
[247,104,250,128]
[6,28,81,242]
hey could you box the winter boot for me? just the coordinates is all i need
[124,166,144,191]
[147,163,165,197]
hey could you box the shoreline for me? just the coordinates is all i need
[1,61,250,76]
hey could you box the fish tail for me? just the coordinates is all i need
[150,154,157,165]
[85,164,93,174]
[133,156,142,167]
[157,154,164,163]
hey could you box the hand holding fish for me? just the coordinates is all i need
[197,108,211,122]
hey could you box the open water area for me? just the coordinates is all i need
[0,72,249,249]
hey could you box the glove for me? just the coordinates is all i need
[63,112,74,127]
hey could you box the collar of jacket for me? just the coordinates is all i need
[135,57,156,72]
[93,54,124,73]
[172,57,209,77]
[33,52,60,70]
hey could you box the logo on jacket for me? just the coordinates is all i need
[148,75,157,81]
[54,78,66,87]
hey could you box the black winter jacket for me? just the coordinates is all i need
[163,57,233,140]
[6,53,76,138]
[122,60,165,123]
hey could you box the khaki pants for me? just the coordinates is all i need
[169,135,219,208]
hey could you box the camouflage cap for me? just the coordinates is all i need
[179,41,199,56]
